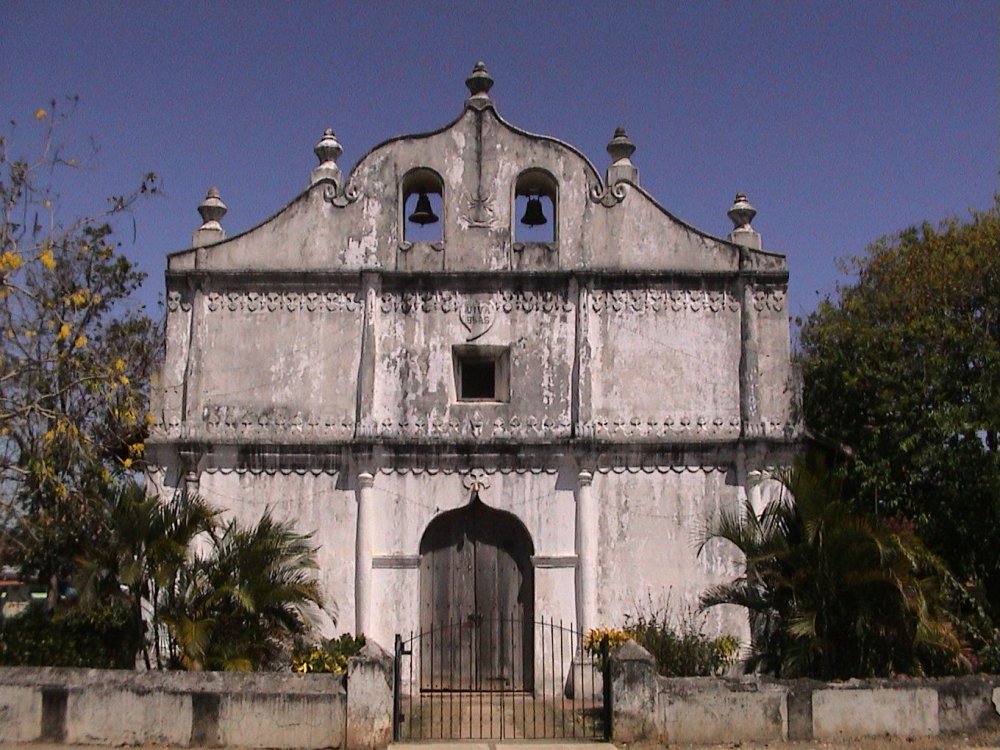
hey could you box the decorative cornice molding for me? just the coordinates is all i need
[581,415,742,438]
[166,290,192,313]
[205,290,362,314]
[752,288,785,312]
[202,406,355,436]
[380,289,573,314]
[590,288,740,314]
[153,408,800,444]
[372,414,573,439]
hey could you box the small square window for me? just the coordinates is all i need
[454,345,509,402]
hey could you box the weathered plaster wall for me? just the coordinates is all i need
[595,468,748,639]
[586,188,740,272]
[373,286,575,437]
[193,292,363,439]
[585,284,742,436]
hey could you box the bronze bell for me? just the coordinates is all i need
[520,195,547,227]
[408,192,439,225]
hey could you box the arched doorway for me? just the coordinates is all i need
[419,494,534,691]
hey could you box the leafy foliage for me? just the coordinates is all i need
[75,487,327,672]
[0,99,160,601]
[291,633,366,674]
[584,608,739,677]
[76,483,218,669]
[698,452,967,679]
[157,507,326,671]
[0,601,138,668]
[622,607,740,678]
[797,203,1000,623]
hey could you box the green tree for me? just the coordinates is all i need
[797,203,1000,621]
[699,453,966,679]
[0,100,160,602]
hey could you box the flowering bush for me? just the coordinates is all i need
[291,633,366,674]
[585,605,741,677]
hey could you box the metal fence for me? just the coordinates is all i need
[393,616,610,740]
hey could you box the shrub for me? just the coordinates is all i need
[584,604,739,677]
[623,607,740,677]
[291,633,366,674]
[0,602,139,669]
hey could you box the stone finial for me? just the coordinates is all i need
[311,128,343,188]
[465,62,494,108]
[727,192,761,249]
[193,187,227,247]
[606,127,639,186]
[314,128,342,164]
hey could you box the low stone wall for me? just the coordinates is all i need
[0,642,392,749]
[611,640,1000,745]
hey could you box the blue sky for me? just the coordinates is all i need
[2,1,997,327]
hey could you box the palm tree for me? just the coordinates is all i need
[698,452,967,679]
[77,482,218,668]
[158,509,326,671]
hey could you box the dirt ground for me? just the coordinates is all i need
[621,729,1000,750]
[4,735,997,750]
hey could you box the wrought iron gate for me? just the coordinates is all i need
[393,617,610,740]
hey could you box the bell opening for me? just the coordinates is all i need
[404,190,443,242]
[514,193,555,243]
[514,169,557,244]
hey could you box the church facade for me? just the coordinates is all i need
[147,63,801,658]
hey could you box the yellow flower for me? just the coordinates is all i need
[119,374,130,385]
[113,357,126,372]
[57,322,71,341]
[122,458,133,469]
[39,249,56,271]
[73,334,87,348]
[0,251,23,272]
[35,108,47,120]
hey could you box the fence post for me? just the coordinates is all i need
[392,635,402,741]
[601,635,612,740]
[346,640,394,750]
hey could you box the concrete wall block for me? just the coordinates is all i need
[936,676,1000,733]
[64,685,192,746]
[813,687,939,739]
[654,682,788,744]
[218,692,346,749]
[0,684,41,742]
[346,640,394,750]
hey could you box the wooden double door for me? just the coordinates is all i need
[419,496,534,691]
